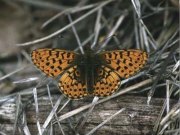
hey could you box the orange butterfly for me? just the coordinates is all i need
[31,48,148,99]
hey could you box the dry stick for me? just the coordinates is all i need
[86,108,126,135]
[23,122,31,135]
[149,39,179,72]
[76,97,99,132]
[41,97,62,135]
[11,94,31,135]
[16,76,60,135]
[13,77,39,84]
[153,76,178,133]
[0,65,28,82]
[22,110,31,135]
[91,8,102,49]
[54,77,153,124]
[131,0,141,17]
[132,0,142,49]
[67,14,84,54]
[133,10,140,49]
[33,88,42,135]
[160,76,179,127]
[161,103,180,126]
[16,0,114,47]
[97,15,125,52]
[18,0,67,11]
[74,34,94,52]
[46,85,65,135]
[172,60,180,73]
[74,13,114,52]
[131,0,153,51]
[57,99,71,113]
[139,18,158,50]
[74,15,116,52]
[0,131,6,135]
[166,80,170,114]
[132,0,158,49]
[76,0,88,7]
[147,43,179,105]
[158,121,171,135]
[149,29,179,70]
[101,16,121,46]
[141,25,149,50]
[13,95,22,135]
[42,10,66,29]
[42,3,98,28]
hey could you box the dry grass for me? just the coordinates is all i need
[0,0,179,135]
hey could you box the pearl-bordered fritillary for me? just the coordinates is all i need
[31,48,148,99]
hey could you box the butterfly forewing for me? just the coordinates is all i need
[58,66,88,99]
[93,66,121,97]
[31,48,76,77]
[101,50,148,78]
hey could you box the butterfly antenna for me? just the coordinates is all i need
[93,34,116,53]
[95,15,125,53]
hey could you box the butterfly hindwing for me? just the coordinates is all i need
[58,66,88,99]
[93,66,121,97]
[101,49,148,78]
[31,48,76,77]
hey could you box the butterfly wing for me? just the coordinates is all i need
[101,49,148,78]
[93,66,121,97]
[31,48,76,77]
[58,66,88,99]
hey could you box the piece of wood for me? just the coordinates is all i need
[0,95,176,135]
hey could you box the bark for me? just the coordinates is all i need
[0,95,175,135]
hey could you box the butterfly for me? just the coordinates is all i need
[31,48,148,99]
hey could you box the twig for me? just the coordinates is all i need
[86,108,126,135]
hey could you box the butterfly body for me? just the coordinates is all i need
[31,48,148,99]
[75,51,104,94]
